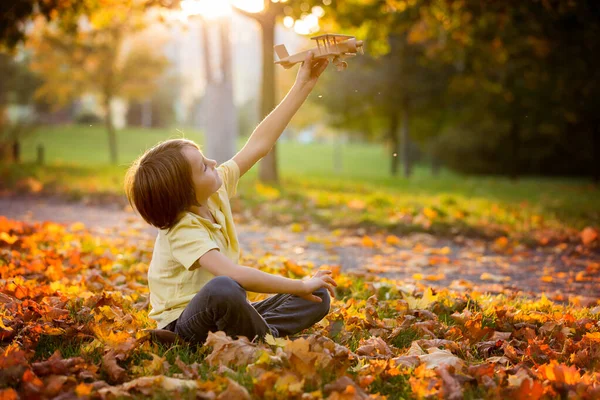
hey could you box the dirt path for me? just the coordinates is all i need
[2,195,598,305]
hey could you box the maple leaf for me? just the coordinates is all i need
[205,331,259,368]
[419,348,466,370]
[437,365,464,400]
[403,287,439,310]
[217,378,250,400]
[102,350,127,383]
[98,376,204,398]
[356,336,393,358]
[324,376,370,400]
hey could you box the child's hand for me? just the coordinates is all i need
[298,270,337,303]
[295,51,329,91]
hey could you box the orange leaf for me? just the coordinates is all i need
[581,227,598,245]
[347,199,367,210]
[75,383,93,396]
[0,389,18,400]
[514,378,544,400]
[361,235,376,248]
[385,235,401,245]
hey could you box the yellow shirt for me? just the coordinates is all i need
[147,159,240,329]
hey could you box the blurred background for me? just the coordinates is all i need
[0,0,598,241]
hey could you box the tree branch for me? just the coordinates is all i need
[231,5,266,25]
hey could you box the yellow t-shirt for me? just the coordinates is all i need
[147,159,241,329]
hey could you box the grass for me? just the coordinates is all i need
[4,124,600,242]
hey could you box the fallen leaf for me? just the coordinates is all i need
[581,227,598,245]
[419,348,465,370]
[102,350,127,383]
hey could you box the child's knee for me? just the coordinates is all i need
[204,276,245,303]
[313,288,331,317]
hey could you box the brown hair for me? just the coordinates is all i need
[124,139,200,230]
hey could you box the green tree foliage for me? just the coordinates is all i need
[314,0,600,179]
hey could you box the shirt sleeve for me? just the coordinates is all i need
[217,159,240,199]
[167,217,220,270]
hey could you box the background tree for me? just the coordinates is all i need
[232,1,285,183]
[27,1,169,164]
[0,52,43,162]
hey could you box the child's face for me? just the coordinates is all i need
[182,146,222,203]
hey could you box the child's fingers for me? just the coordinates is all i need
[325,283,336,298]
[320,275,337,287]
[317,59,329,73]
[302,51,314,66]
[305,294,322,303]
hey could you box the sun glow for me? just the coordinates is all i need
[180,0,231,19]
[180,0,265,19]
[231,0,265,13]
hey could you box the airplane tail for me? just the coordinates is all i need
[274,44,289,60]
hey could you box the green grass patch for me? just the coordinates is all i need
[5,124,599,242]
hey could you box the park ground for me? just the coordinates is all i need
[1,125,599,399]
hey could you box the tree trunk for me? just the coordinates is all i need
[258,16,278,183]
[105,95,118,165]
[594,122,600,183]
[509,119,520,181]
[200,18,237,164]
[12,140,20,163]
[400,99,411,178]
[201,19,212,83]
[389,111,400,176]
[141,100,152,128]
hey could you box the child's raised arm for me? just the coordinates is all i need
[232,52,329,177]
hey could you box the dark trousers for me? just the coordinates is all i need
[164,276,331,345]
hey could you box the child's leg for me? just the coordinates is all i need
[173,276,273,345]
[250,288,330,337]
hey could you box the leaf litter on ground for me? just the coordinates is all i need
[1,216,600,399]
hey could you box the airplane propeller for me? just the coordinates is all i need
[356,40,365,55]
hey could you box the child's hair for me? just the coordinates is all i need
[124,138,200,230]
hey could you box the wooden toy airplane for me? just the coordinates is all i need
[274,33,364,71]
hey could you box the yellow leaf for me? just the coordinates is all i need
[413,273,424,280]
[0,232,18,244]
[69,222,86,232]
[265,334,287,347]
[0,319,13,332]
[584,332,600,342]
[290,223,304,233]
[255,183,280,200]
[423,207,437,219]
[255,351,271,365]
[404,287,438,309]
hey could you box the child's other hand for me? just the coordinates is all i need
[295,51,329,90]
[298,270,337,303]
